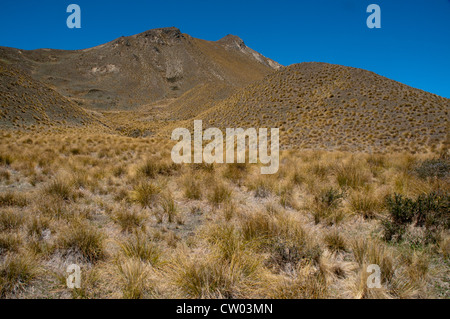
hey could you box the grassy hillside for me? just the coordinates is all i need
[197,63,449,152]
[0,61,99,129]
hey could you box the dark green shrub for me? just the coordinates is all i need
[383,192,449,244]
[415,192,449,234]
[385,194,415,225]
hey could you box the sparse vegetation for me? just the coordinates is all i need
[0,54,448,299]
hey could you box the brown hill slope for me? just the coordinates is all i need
[0,61,99,129]
[196,62,449,152]
[0,27,281,111]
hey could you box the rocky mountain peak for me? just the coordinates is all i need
[217,34,246,50]
[135,27,185,45]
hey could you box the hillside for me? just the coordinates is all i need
[0,61,99,129]
[0,27,281,111]
[196,62,449,152]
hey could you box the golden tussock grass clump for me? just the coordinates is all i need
[0,252,40,297]
[57,219,105,263]
[112,207,148,233]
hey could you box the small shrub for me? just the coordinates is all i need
[317,187,344,209]
[383,192,449,244]
[270,238,322,270]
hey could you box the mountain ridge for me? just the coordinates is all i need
[0,27,281,111]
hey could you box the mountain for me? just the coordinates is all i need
[0,61,99,129]
[1,28,448,153]
[195,62,449,152]
[0,27,281,111]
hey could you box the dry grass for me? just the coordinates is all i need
[57,220,105,263]
[0,130,447,299]
[0,252,40,297]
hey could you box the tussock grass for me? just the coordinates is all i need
[208,182,232,207]
[160,192,178,223]
[138,159,180,179]
[349,190,381,219]
[335,160,371,189]
[183,174,202,200]
[0,208,24,231]
[119,232,162,266]
[324,230,347,252]
[0,154,13,166]
[247,176,274,198]
[170,251,261,299]
[352,239,394,284]
[311,187,345,225]
[0,192,28,207]
[267,264,328,299]
[223,163,249,186]
[57,220,105,263]
[0,233,22,253]
[0,131,448,299]
[0,253,39,297]
[27,215,51,237]
[0,168,10,181]
[130,181,161,208]
[113,208,147,232]
[43,178,74,201]
[116,258,151,299]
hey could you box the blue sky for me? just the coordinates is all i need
[1,0,449,98]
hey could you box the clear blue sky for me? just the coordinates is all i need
[1,0,449,98]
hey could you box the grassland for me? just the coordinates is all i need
[0,129,448,299]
